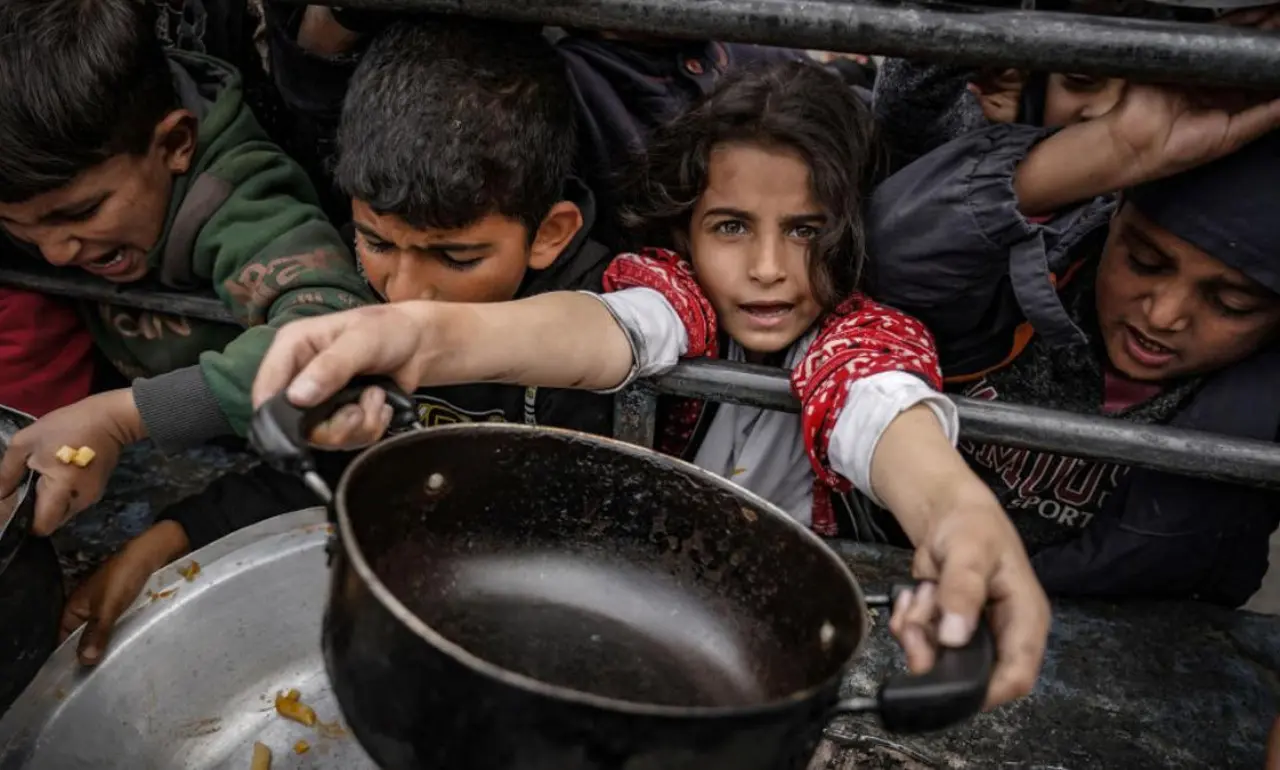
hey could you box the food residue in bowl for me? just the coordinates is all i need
[294,740,310,754]
[178,561,200,581]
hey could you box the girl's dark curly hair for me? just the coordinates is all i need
[618,59,885,311]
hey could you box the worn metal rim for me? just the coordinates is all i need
[333,421,871,718]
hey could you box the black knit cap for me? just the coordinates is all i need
[1126,130,1280,296]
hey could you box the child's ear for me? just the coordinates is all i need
[967,68,1027,124]
[528,201,585,270]
[154,109,199,175]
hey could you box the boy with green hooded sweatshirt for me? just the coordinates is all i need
[0,0,374,535]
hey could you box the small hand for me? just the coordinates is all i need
[890,488,1051,710]
[306,386,395,450]
[0,390,142,535]
[253,303,439,415]
[1102,81,1280,186]
[60,521,190,666]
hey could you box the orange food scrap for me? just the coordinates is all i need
[294,740,310,755]
[274,691,317,727]
[251,742,271,770]
[178,561,201,581]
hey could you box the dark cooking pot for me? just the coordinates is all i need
[250,382,994,770]
[0,406,64,714]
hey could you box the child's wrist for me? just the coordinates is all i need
[103,388,147,445]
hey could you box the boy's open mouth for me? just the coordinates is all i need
[1123,323,1176,368]
[91,249,126,268]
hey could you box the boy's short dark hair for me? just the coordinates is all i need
[0,0,179,203]
[334,18,576,237]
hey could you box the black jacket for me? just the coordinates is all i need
[866,124,1280,607]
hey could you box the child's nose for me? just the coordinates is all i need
[747,239,787,284]
[42,236,82,267]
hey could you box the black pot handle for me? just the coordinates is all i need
[247,376,418,503]
[832,582,995,734]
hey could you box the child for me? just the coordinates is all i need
[0,0,373,536]
[867,80,1280,606]
[60,19,617,665]
[250,61,1051,710]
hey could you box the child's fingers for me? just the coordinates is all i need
[892,582,940,674]
[982,568,1051,708]
[308,403,391,450]
[30,473,73,536]
[357,387,391,438]
[934,537,992,648]
[59,593,91,643]
[887,586,913,638]
[77,615,115,666]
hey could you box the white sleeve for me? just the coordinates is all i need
[827,370,960,508]
[581,288,689,393]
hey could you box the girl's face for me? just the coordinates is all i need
[1095,204,1280,382]
[686,142,824,358]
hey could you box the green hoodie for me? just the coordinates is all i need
[93,51,374,448]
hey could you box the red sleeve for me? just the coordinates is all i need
[0,289,95,417]
[791,293,943,493]
[600,248,720,359]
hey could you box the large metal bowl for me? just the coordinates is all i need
[0,509,376,770]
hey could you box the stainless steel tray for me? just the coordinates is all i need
[0,509,378,770]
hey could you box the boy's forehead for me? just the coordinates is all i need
[351,199,525,247]
[1121,205,1267,290]
[0,156,129,224]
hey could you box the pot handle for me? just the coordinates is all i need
[832,583,995,734]
[247,376,418,503]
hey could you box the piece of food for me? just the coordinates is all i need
[251,742,271,770]
[71,446,96,467]
[294,740,310,755]
[274,691,317,727]
[178,561,200,581]
[54,446,76,464]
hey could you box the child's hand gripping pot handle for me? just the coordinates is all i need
[249,376,419,503]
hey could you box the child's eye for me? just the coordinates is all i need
[63,202,103,223]
[1062,73,1106,91]
[788,224,820,240]
[1125,249,1164,275]
[357,232,393,254]
[437,251,481,270]
[713,220,748,236]
[1210,290,1263,318]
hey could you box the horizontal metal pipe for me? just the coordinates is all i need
[0,268,237,325]
[644,359,1280,489]
[8,265,1279,487]
[286,0,1280,88]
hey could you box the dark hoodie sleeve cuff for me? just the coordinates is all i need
[966,124,1060,247]
[133,366,235,452]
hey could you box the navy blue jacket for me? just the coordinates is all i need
[867,123,1280,607]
